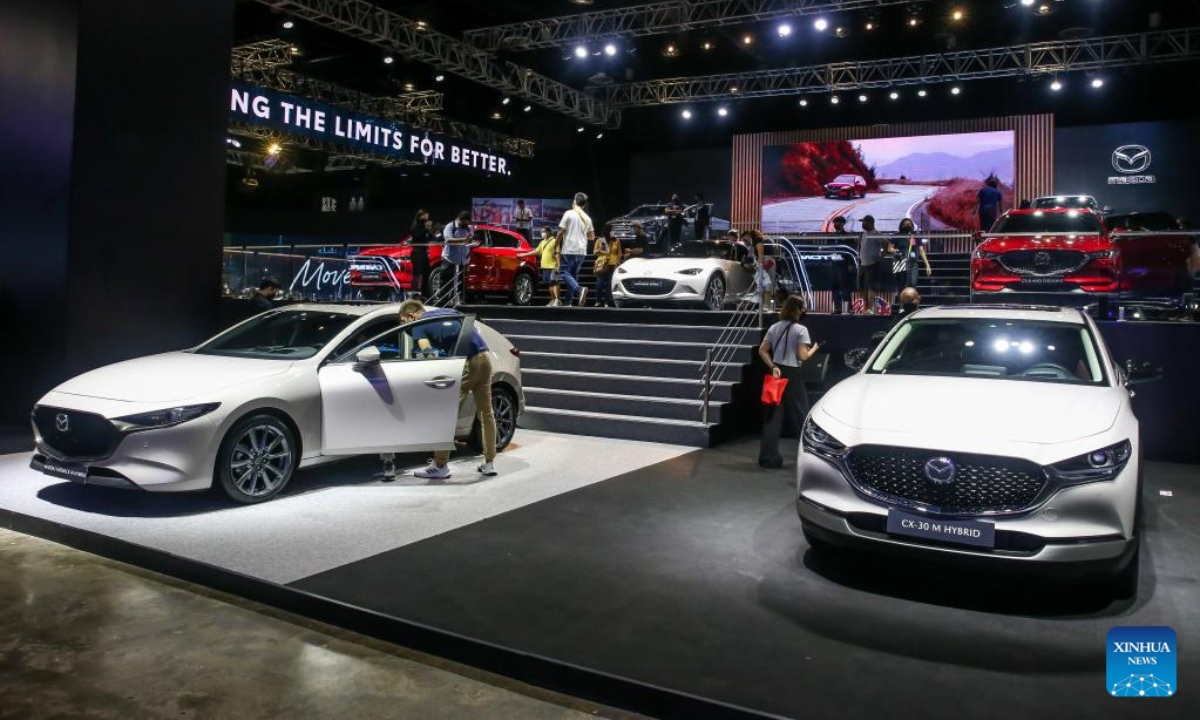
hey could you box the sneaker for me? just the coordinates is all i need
[478,462,498,476]
[576,288,588,307]
[414,463,451,479]
[547,299,561,307]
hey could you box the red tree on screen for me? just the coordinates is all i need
[763,141,879,200]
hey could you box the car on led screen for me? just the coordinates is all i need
[971,208,1194,298]
[823,174,868,199]
[796,305,1159,596]
[348,224,540,305]
[30,305,523,503]
[611,240,755,310]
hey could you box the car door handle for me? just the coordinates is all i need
[424,376,457,389]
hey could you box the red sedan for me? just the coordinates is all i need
[349,224,540,304]
[972,208,1193,298]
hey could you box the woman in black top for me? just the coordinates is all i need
[409,208,434,297]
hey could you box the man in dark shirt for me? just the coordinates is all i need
[400,299,498,479]
[693,193,711,240]
[976,177,1004,231]
[252,279,281,312]
[664,194,684,252]
[624,222,650,259]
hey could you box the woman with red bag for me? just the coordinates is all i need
[758,295,821,468]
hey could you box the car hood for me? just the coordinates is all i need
[818,374,1121,445]
[51,352,294,403]
[977,234,1109,253]
[620,257,719,275]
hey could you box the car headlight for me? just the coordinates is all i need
[974,250,999,260]
[616,266,628,274]
[678,268,704,276]
[1048,440,1132,484]
[112,403,220,432]
[803,417,848,462]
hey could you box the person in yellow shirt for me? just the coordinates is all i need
[519,227,561,306]
[592,233,622,307]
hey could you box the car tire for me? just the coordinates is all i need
[469,385,518,454]
[511,272,535,306]
[215,414,297,504]
[427,265,448,301]
[802,527,836,554]
[702,273,726,311]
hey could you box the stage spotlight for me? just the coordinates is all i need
[951,86,962,95]
[814,18,829,32]
[383,55,394,64]
[865,17,878,31]
[604,43,617,56]
[918,89,928,97]
[1037,3,1052,15]
[742,34,754,45]
[414,20,427,30]
[490,111,502,120]
[523,105,532,112]
[577,126,585,133]
[502,97,511,105]
[402,82,415,92]
[1050,79,1063,91]
[908,17,919,27]
[282,20,294,29]
[835,26,848,38]
[1020,0,1035,6]
[799,98,809,107]
[225,137,241,149]
[889,91,899,100]
[729,85,739,93]
[717,106,729,117]
[574,45,588,59]
[681,109,693,119]
[267,142,282,156]
[778,23,792,37]
[290,46,300,55]
[664,43,678,57]
[858,94,868,103]
[1091,77,1105,88]
[830,95,840,105]
[435,74,445,82]
[596,133,604,140]
[702,40,714,51]
[952,9,964,22]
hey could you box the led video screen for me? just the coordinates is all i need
[761,130,1015,232]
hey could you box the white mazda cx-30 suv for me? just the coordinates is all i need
[797,305,1159,596]
[31,305,523,503]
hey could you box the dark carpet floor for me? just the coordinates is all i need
[294,439,1199,719]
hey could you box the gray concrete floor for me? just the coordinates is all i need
[0,528,634,720]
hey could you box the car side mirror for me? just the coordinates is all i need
[845,347,871,371]
[355,346,382,364]
[1124,359,1162,386]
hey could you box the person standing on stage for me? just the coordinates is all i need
[408,208,434,297]
[441,211,473,305]
[513,199,533,243]
[592,231,622,307]
[897,217,932,297]
[519,226,561,306]
[975,176,1004,231]
[858,215,883,311]
[693,193,711,241]
[664,193,684,252]
[828,215,854,314]
[556,192,595,307]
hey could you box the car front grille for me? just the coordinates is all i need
[32,406,122,461]
[620,278,677,296]
[998,250,1088,277]
[845,445,1048,515]
[608,221,641,240]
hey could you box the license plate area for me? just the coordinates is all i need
[41,458,90,482]
[886,509,995,548]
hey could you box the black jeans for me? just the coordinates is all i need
[759,365,810,466]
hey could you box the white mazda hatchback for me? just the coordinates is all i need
[797,305,1160,596]
[31,305,523,503]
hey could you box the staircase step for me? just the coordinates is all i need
[525,387,725,423]
[520,369,737,401]
[519,406,712,447]
[485,319,737,343]
[461,304,749,327]
[521,351,745,379]
[509,335,755,362]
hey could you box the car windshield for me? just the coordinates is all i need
[994,211,1103,234]
[832,175,859,183]
[1033,196,1096,210]
[628,205,666,216]
[194,310,358,360]
[868,318,1106,385]
[668,241,731,259]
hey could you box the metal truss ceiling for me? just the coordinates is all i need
[230,40,535,159]
[254,0,622,128]
[464,0,935,52]
[600,27,1200,106]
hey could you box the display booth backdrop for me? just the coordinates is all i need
[627,147,733,222]
[731,115,1055,231]
[1055,119,1200,222]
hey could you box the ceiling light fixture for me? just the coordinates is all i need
[702,41,714,51]
[577,126,585,133]
[523,105,532,112]
[814,18,829,32]
[681,109,693,119]
[1050,78,1063,91]
[918,89,928,97]
[952,9,964,22]
[858,94,868,103]
[282,20,294,29]
[889,91,899,100]
[717,106,729,117]
[778,23,792,37]
[951,86,962,95]
[382,55,394,64]
[742,34,754,45]
[596,132,604,140]
[501,97,511,105]
[435,74,445,82]
[604,43,617,56]
[1091,77,1105,88]
[574,45,588,59]
[799,98,808,107]
[830,95,840,104]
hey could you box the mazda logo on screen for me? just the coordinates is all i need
[55,413,70,433]
[1112,145,1152,174]
[923,456,957,484]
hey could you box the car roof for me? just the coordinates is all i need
[283,303,396,316]
[912,305,1086,325]
[1033,195,1096,201]
[1005,207,1100,217]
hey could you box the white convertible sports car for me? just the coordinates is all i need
[30,304,523,503]
[797,305,1160,597]
[612,240,755,310]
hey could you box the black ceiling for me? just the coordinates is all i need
[233,0,1200,153]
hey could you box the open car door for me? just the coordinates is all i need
[317,313,476,455]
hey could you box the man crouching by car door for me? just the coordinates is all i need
[399,299,499,479]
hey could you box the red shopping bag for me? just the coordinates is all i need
[761,374,789,405]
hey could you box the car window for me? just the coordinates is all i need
[488,231,520,249]
[994,211,1103,234]
[472,229,490,246]
[328,315,402,360]
[196,310,358,360]
[334,314,467,363]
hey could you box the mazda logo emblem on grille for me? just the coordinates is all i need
[1033,251,1052,266]
[55,413,70,432]
[1112,144,1151,174]
[923,456,956,484]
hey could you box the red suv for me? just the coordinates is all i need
[972,208,1193,298]
[349,224,540,304]
[824,174,868,199]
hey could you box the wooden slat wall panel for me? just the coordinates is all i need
[731,114,1054,230]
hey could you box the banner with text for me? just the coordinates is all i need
[229,81,514,177]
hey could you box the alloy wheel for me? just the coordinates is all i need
[493,391,517,449]
[706,275,726,309]
[229,424,293,498]
[513,274,534,305]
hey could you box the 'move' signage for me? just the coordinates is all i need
[229,81,514,177]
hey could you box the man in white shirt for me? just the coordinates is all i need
[556,191,595,307]
[513,199,534,243]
